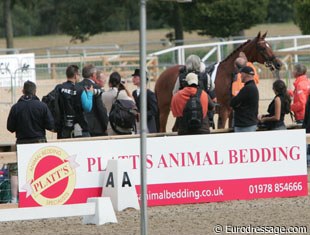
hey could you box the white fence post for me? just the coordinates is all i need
[0,197,117,226]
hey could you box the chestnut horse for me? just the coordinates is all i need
[155,32,282,132]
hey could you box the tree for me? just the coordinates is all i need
[294,0,310,34]
[266,0,294,23]
[57,0,132,42]
[34,0,61,35]
[2,0,287,46]
[148,1,188,46]
[2,0,38,51]
[183,0,269,38]
[3,0,14,51]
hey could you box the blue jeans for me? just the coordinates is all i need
[234,125,257,132]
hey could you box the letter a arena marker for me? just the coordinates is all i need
[102,159,140,211]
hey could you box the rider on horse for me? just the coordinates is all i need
[172,54,216,128]
[172,54,215,96]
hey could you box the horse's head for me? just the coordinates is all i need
[254,32,282,71]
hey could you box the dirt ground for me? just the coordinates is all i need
[1,173,309,235]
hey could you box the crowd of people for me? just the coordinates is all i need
[8,59,309,141]
[4,64,160,203]
[3,58,310,203]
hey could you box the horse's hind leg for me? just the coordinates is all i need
[217,106,229,129]
[228,111,234,128]
[215,105,224,129]
[217,116,223,129]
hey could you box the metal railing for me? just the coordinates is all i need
[149,35,310,65]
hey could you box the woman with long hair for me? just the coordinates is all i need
[258,79,291,130]
[101,72,137,135]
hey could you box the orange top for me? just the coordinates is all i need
[171,87,208,118]
[231,62,259,96]
[289,74,310,121]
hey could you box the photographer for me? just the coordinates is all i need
[78,64,109,136]
[56,64,93,139]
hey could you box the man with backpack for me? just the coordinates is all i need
[171,73,212,135]
[172,54,216,129]
[45,64,94,139]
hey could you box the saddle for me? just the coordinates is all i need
[179,62,216,94]
[205,62,216,77]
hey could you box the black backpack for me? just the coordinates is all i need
[182,89,203,130]
[179,66,189,90]
[179,65,214,95]
[0,164,11,203]
[109,92,137,135]
[42,86,61,131]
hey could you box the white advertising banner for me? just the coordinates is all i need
[0,53,36,87]
[17,129,308,207]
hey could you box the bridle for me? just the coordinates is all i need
[256,40,280,79]
[256,40,277,70]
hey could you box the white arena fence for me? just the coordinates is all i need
[0,196,117,225]
[149,35,310,65]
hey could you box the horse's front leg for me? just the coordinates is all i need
[217,105,230,129]
[172,118,179,132]
[159,106,170,133]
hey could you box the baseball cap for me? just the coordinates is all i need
[240,66,255,75]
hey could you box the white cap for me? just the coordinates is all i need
[185,72,198,85]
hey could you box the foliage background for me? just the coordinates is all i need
[0,0,308,45]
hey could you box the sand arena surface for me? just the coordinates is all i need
[1,188,310,235]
